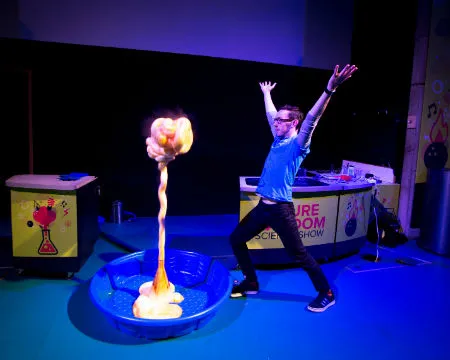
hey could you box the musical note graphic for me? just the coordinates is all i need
[428,103,437,118]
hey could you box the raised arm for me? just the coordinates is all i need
[259,81,277,137]
[297,64,358,148]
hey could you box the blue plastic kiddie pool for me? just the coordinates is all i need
[89,248,232,340]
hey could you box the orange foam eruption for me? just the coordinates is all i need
[132,116,193,320]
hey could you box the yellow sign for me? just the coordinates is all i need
[416,0,450,183]
[335,189,372,242]
[373,184,400,215]
[10,190,78,257]
[239,193,339,249]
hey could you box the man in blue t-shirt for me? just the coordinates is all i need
[229,64,358,312]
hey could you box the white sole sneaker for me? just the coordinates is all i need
[307,300,336,312]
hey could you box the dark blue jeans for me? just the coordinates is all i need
[230,199,330,293]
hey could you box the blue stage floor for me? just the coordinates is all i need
[99,214,238,252]
[1,215,450,360]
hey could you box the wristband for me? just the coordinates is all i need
[324,88,335,96]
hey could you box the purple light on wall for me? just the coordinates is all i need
[12,0,353,69]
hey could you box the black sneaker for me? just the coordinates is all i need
[307,290,336,312]
[230,279,259,298]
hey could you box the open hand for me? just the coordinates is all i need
[259,81,276,94]
[327,64,358,92]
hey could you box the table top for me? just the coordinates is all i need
[5,174,97,191]
[239,175,374,193]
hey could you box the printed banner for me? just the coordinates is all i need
[335,189,372,242]
[416,0,450,183]
[373,184,400,215]
[10,190,78,257]
[239,194,339,249]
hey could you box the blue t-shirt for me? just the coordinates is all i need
[256,134,310,202]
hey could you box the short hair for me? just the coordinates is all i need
[279,105,304,122]
[279,105,304,130]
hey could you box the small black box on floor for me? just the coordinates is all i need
[5,174,99,276]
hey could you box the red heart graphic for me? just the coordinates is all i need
[33,207,57,228]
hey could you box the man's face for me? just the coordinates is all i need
[273,110,297,137]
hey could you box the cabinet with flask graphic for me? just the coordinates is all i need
[5,174,99,277]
